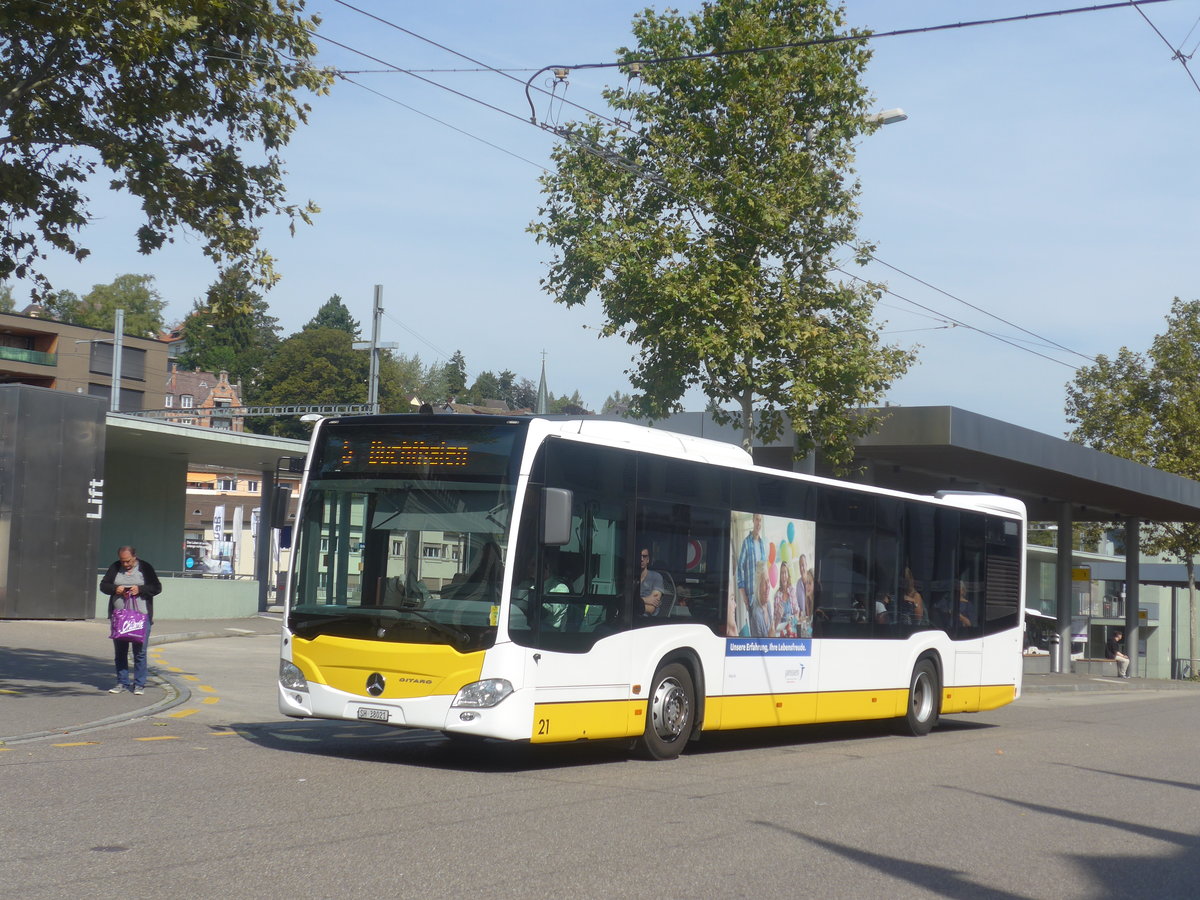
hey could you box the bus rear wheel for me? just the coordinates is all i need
[639,663,694,760]
[899,658,940,736]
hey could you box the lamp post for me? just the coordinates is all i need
[74,308,124,412]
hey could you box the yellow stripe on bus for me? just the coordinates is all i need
[530,682,1016,743]
[531,699,646,742]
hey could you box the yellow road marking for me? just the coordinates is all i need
[0,688,20,694]
[53,741,100,747]
[211,731,241,737]
[166,709,198,718]
[198,685,216,693]
[135,735,180,742]
[201,697,220,705]
[181,675,200,682]
[165,667,183,673]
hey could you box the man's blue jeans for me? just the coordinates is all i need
[113,625,151,688]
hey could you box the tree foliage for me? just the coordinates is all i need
[303,294,360,337]
[176,267,280,388]
[463,368,538,410]
[1066,297,1200,664]
[529,0,912,466]
[58,273,167,336]
[250,327,368,436]
[0,283,13,312]
[445,350,468,398]
[0,0,333,305]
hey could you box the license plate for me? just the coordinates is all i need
[356,706,389,722]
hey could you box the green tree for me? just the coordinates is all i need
[1066,297,1200,671]
[445,350,468,399]
[0,283,13,312]
[549,390,589,416]
[511,376,538,412]
[40,288,81,322]
[601,390,634,416]
[176,267,280,388]
[249,327,368,436]
[77,273,166,336]
[380,352,429,411]
[530,0,912,467]
[0,2,333,304]
[466,370,502,405]
[421,359,451,405]
[303,294,360,337]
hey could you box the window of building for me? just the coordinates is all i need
[164,395,174,408]
[217,478,238,491]
[391,539,404,556]
[181,395,194,408]
[422,545,442,558]
[246,480,259,493]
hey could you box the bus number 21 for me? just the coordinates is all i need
[537,718,550,736]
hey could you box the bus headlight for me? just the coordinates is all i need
[279,660,309,692]
[453,679,513,708]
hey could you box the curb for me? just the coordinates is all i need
[0,626,273,745]
[1,672,191,746]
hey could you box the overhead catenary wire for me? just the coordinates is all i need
[319,3,1123,371]
[316,16,1090,371]
[1127,0,1200,94]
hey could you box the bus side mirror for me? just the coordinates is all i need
[271,485,292,528]
[542,487,572,546]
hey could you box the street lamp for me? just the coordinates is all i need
[866,107,908,126]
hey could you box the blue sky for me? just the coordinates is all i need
[11,1,1200,436]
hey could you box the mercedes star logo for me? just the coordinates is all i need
[366,673,386,696]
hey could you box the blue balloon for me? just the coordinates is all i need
[787,521,796,544]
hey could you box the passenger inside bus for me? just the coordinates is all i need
[638,548,665,615]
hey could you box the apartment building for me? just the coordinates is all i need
[0,309,169,411]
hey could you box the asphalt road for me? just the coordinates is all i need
[3,634,1200,899]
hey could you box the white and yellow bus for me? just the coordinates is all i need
[278,414,1025,759]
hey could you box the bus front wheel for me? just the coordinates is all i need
[639,663,694,760]
[899,658,940,736]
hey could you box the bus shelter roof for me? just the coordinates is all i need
[844,407,1200,524]
[653,406,1200,525]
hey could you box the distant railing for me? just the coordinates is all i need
[0,345,56,366]
[1174,658,1200,681]
[94,568,256,580]
[124,403,373,419]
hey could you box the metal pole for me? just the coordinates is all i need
[256,470,274,613]
[1125,517,1140,677]
[1054,503,1073,674]
[368,285,382,415]
[111,308,124,412]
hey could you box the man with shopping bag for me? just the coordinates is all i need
[100,546,163,694]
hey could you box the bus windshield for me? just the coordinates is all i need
[286,419,525,651]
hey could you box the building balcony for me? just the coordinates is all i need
[0,346,56,366]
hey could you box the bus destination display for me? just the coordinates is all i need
[345,440,469,469]
[319,424,521,478]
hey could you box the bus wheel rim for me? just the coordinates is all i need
[913,670,933,720]
[651,676,689,741]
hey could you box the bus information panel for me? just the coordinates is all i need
[316,420,523,480]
